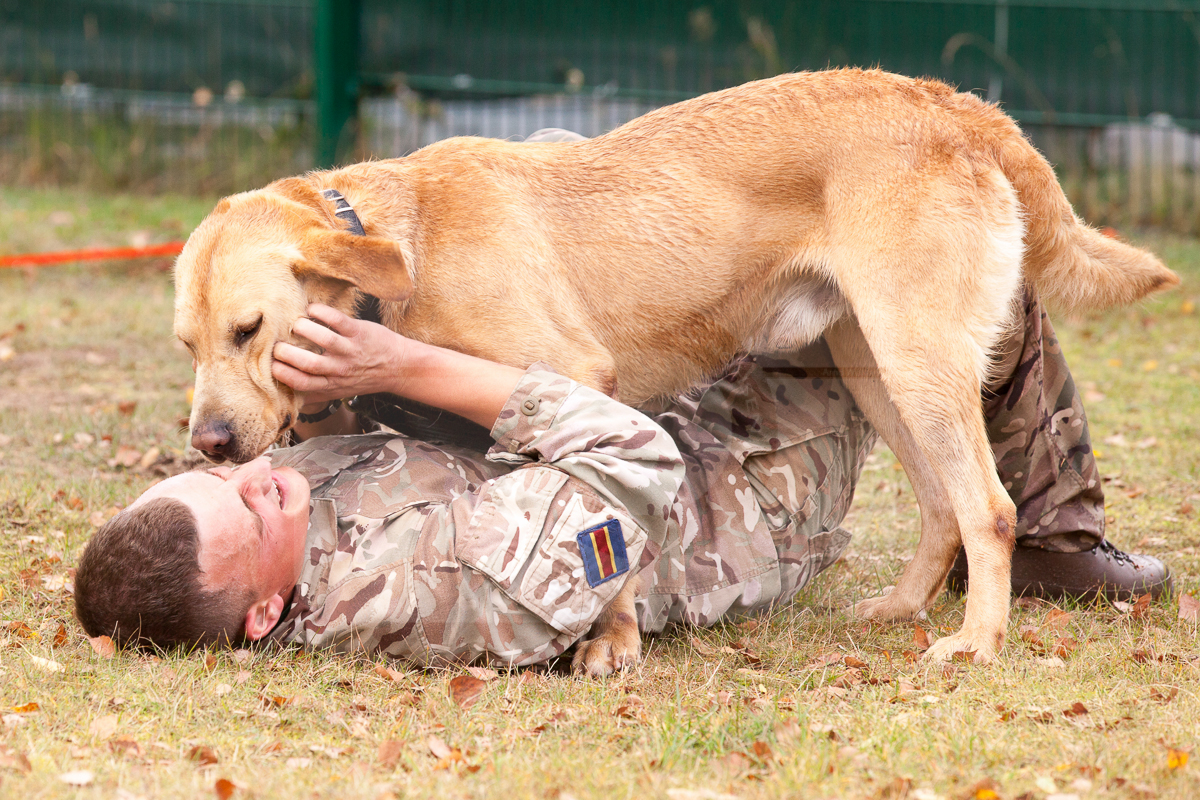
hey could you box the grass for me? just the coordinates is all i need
[0,186,1198,799]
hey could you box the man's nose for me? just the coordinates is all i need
[230,456,272,489]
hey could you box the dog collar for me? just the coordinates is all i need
[320,188,366,237]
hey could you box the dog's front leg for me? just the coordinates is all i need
[571,577,641,677]
[826,321,963,620]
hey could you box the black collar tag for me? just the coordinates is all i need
[321,188,366,237]
[320,187,379,323]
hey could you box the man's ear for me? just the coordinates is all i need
[295,229,414,303]
[244,593,287,640]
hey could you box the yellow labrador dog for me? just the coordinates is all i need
[174,68,1177,671]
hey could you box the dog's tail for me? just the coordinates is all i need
[1001,134,1179,313]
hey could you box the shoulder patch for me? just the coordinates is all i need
[575,519,629,588]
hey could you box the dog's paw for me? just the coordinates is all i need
[571,631,642,678]
[853,592,922,622]
[923,629,1001,664]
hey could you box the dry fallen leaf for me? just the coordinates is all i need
[1150,686,1179,704]
[912,624,932,652]
[967,777,1000,799]
[843,655,868,669]
[448,675,486,709]
[1042,609,1074,631]
[7,621,37,640]
[615,694,646,719]
[138,446,161,471]
[427,734,463,767]
[0,744,32,774]
[750,740,775,764]
[806,652,844,669]
[1167,747,1190,770]
[1053,637,1078,659]
[465,666,499,681]
[1131,593,1153,619]
[875,776,913,799]
[88,713,119,739]
[214,777,236,799]
[9,702,39,714]
[719,751,752,773]
[1062,702,1089,718]
[110,738,143,758]
[189,745,219,767]
[89,635,116,658]
[29,654,63,673]
[1179,594,1199,624]
[378,739,404,768]
[111,445,142,468]
[373,664,405,683]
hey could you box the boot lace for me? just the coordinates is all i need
[1096,539,1134,565]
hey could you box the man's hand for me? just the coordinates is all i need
[273,303,410,408]
[273,303,526,431]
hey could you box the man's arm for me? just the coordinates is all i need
[268,362,688,666]
[273,303,524,430]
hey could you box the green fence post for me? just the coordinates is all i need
[314,0,361,169]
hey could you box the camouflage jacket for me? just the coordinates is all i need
[265,367,686,666]
[264,344,875,666]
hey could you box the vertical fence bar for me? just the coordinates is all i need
[314,0,361,169]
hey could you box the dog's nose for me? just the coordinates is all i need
[192,421,234,460]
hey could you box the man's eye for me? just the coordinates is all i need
[234,316,263,348]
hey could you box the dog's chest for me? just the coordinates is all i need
[744,276,850,355]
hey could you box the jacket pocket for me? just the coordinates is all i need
[515,483,647,638]
[455,467,647,639]
[456,466,568,592]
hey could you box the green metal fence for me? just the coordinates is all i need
[3,0,1199,231]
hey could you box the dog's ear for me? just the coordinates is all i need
[295,229,413,303]
[268,177,340,225]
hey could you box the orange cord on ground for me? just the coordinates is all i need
[0,241,186,269]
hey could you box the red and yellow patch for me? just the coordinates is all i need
[576,519,629,587]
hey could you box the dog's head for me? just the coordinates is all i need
[174,178,413,463]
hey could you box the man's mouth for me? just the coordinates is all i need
[271,474,286,509]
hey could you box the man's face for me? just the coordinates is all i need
[134,456,311,602]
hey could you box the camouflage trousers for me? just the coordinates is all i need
[983,288,1105,552]
[634,290,1103,629]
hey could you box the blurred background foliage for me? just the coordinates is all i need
[2,0,1199,231]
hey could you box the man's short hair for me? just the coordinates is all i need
[74,496,253,650]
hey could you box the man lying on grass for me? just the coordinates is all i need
[74,295,1171,668]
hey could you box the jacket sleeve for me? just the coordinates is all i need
[399,366,685,666]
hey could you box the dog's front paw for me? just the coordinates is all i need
[571,630,641,678]
[923,628,1002,664]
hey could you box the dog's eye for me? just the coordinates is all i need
[234,316,263,348]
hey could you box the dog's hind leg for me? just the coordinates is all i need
[825,318,962,619]
[827,175,1023,662]
[850,311,1016,663]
